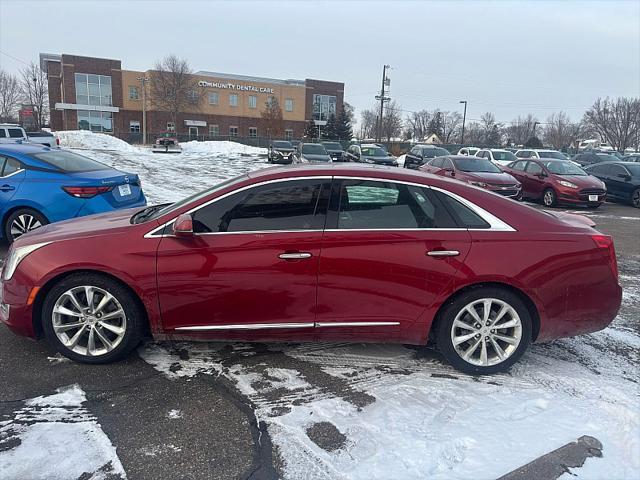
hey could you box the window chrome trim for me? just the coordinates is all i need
[315,322,399,328]
[144,173,516,238]
[174,321,399,331]
[0,168,25,179]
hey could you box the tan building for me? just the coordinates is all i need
[42,53,345,142]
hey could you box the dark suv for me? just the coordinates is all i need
[572,151,619,167]
[268,140,295,164]
[345,144,397,166]
[404,145,451,169]
[321,141,345,161]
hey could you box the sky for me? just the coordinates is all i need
[0,0,638,128]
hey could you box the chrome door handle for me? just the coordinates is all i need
[278,252,312,260]
[427,250,460,257]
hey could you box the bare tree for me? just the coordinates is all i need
[0,70,21,123]
[441,111,463,143]
[381,101,403,141]
[480,112,503,146]
[505,114,539,146]
[359,108,378,139]
[463,121,484,145]
[261,96,284,138]
[149,55,203,132]
[20,62,48,128]
[543,112,584,150]
[583,97,640,152]
[404,110,431,141]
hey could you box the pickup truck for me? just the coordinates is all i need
[0,124,59,147]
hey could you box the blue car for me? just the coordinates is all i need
[0,143,146,243]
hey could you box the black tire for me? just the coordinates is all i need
[632,188,640,208]
[42,273,145,364]
[436,287,532,375]
[541,188,557,207]
[4,208,49,244]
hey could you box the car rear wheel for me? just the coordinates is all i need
[4,208,48,243]
[632,188,640,208]
[42,273,145,364]
[542,188,557,207]
[436,287,532,375]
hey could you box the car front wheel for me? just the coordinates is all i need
[632,188,640,208]
[42,273,145,364]
[542,188,557,207]
[436,287,532,375]
[4,208,48,243]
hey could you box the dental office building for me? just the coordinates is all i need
[41,53,344,140]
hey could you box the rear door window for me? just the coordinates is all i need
[0,156,21,176]
[511,161,527,171]
[0,129,6,138]
[8,128,25,138]
[525,162,543,175]
[430,158,443,168]
[433,191,491,229]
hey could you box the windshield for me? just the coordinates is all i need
[597,154,619,162]
[272,141,292,149]
[30,150,110,172]
[322,142,342,150]
[538,151,567,160]
[626,164,640,176]
[542,160,587,176]
[452,157,501,173]
[424,147,450,158]
[302,144,327,155]
[491,151,517,161]
[361,146,387,157]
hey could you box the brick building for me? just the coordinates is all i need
[40,53,344,141]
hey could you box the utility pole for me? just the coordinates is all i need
[137,76,149,144]
[459,100,467,145]
[533,121,541,139]
[375,65,391,142]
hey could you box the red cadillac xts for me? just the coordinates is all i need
[0,164,621,374]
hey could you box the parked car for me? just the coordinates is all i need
[0,143,146,243]
[503,159,606,208]
[515,149,568,160]
[268,140,295,164]
[0,124,28,144]
[1,164,621,374]
[476,149,518,167]
[25,131,59,147]
[296,143,332,163]
[404,145,450,169]
[345,144,397,166]
[420,155,522,199]
[584,162,640,208]
[572,151,619,167]
[321,142,345,162]
[603,151,624,160]
[622,154,640,163]
[151,131,181,153]
[457,147,480,156]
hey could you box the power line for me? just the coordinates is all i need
[0,50,30,66]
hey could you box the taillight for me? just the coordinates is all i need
[62,186,113,198]
[56,137,60,145]
[591,234,618,280]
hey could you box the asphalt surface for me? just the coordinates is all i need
[0,199,638,480]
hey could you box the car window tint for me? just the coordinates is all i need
[337,180,456,229]
[442,158,454,170]
[431,158,443,168]
[8,128,24,138]
[1,157,21,176]
[192,179,328,233]
[30,150,109,172]
[434,191,491,229]
[609,165,627,177]
[591,164,610,175]
[0,129,6,138]
[512,161,527,171]
[526,162,543,174]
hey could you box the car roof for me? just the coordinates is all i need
[0,143,54,155]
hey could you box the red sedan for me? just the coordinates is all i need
[420,155,522,199]
[503,158,607,208]
[0,165,621,374]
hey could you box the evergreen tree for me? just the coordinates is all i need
[336,110,353,140]
[525,136,543,148]
[427,111,445,139]
[261,97,284,138]
[325,114,337,139]
[304,120,317,139]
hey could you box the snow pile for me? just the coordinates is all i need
[0,385,126,480]
[180,140,266,156]
[56,130,141,152]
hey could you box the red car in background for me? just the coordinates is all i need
[503,158,607,208]
[420,155,522,199]
[0,165,621,375]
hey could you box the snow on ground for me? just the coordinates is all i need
[0,385,126,480]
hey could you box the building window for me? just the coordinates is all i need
[229,126,238,137]
[284,129,293,140]
[249,127,257,138]
[248,95,257,109]
[78,110,113,133]
[312,94,337,121]
[285,98,294,112]
[129,121,140,133]
[229,94,239,107]
[75,73,112,107]
[167,122,176,132]
[208,92,219,105]
[129,86,139,100]
[209,125,219,137]
[187,90,199,104]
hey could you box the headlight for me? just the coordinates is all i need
[559,180,578,189]
[364,158,376,163]
[2,242,51,281]
[470,181,488,188]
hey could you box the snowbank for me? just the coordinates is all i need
[180,140,266,155]
[56,130,141,152]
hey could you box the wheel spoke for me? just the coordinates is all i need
[54,321,85,332]
[480,338,488,365]
[482,299,492,322]
[493,305,509,324]
[98,320,125,335]
[464,305,482,323]
[462,338,482,360]
[93,327,113,351]
[65,325,87,348]
[453,331,477,345]
[494,333,518,345]
[84,286,95,311]
[490,336,506,360]
[87,327,96,355]
[94,292,114,314]
[453,319,476,332]
[53,305,83,318]
[100,308,124,321]
[65,291,85,313]
[494,319,519,330]
[25,215,34,231]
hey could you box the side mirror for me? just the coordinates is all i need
[173,213,194,237]
[537,172,547,178]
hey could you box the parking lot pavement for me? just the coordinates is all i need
[0,201,638,479]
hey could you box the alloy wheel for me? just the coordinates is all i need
[543,190,555,206]
[10,214,42,239]
[450,298,523,367]
[52,285,127,357]
[633,189,640,208]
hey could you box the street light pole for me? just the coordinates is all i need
[137,76,149,144]
[459,100,467,145]
[533,121,541,139]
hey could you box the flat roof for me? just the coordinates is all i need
[196,70,306,87]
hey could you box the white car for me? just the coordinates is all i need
[515,149,581,166]
[457,146,480,156]
[0,124,28,143]
[475,149,518,167]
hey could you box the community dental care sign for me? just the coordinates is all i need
[198,80,274,93]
